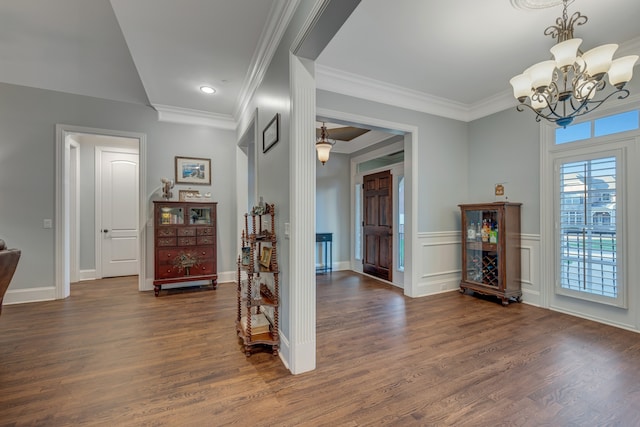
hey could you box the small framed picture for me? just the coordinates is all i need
[259,246,272,268]
[178,189,200,201]
[494,183,507,201]
[262,113,279,153]
[175,156,211,185]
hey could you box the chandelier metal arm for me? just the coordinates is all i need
[516,87,630,125]
[544,4,587,42]
[515,103,545,123]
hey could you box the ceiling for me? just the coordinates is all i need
[1,0,639,135]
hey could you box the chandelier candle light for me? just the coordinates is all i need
[510,0,638,127]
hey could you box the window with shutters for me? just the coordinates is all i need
[545,108,639,313]
[556,155,620,302]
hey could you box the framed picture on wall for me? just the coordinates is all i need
[262,113,279,153]
[175,156,211,185]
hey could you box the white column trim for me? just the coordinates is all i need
[288,53,316,374]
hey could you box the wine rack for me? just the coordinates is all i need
[481,253,498,287]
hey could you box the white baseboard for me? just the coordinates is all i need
[333,261,351,271]
[79,269,96,281]
[415,278,460,297]
[549,305,638,334]
[4,286,56,306]
[217,270,235,283]
[315,261,351,273]
[278,332,290,371]
[521,288,541,307]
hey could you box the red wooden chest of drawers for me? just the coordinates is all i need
[152,201,217,296]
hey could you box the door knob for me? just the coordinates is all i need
[103,229,109,233]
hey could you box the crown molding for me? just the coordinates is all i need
[316,64,474,122]
[159,30,640,130]
[234,0,300,121]
[154,104,236,130]
[467,90,519,122]
[318,35,640,124]
[316,64,523,122]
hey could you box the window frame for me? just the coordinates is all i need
[553,148,627,307]
[555,109,639,144]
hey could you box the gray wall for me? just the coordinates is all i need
[316,152,350,266]
[316,89,469,232]
[465,77,640,235]
[0,82,237,291]
[467,107,541,234]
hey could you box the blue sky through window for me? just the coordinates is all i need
[595,111,639,137]
[555,110,639,144]
[556,122,590,144]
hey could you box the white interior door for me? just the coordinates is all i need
[98,147,139,278]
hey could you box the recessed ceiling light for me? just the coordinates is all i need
[200,86,216,94]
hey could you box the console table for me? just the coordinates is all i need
[316,233,333,274]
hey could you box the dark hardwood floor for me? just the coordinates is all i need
[1,271,640,426]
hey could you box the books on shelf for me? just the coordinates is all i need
[240,313,271,335]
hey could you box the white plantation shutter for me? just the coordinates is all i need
[557,155,621,303]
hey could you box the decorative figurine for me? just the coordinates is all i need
[161,178,174,200]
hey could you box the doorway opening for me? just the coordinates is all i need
[353,144,405,288]
[313,114,408,290]
[55,125,147,299]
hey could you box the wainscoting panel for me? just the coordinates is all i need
[416,232,461,296]
[415,232,541,304]
[520,234,541,306]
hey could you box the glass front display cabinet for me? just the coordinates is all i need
[459,202,522,305]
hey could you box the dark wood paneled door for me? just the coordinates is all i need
[363,170,392,281]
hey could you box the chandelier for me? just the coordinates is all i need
[510,0,638,127]
[315,122,335,165]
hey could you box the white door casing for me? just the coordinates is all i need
[69,139,80,283]
[56,124,147,299]
[96,147,139,278]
